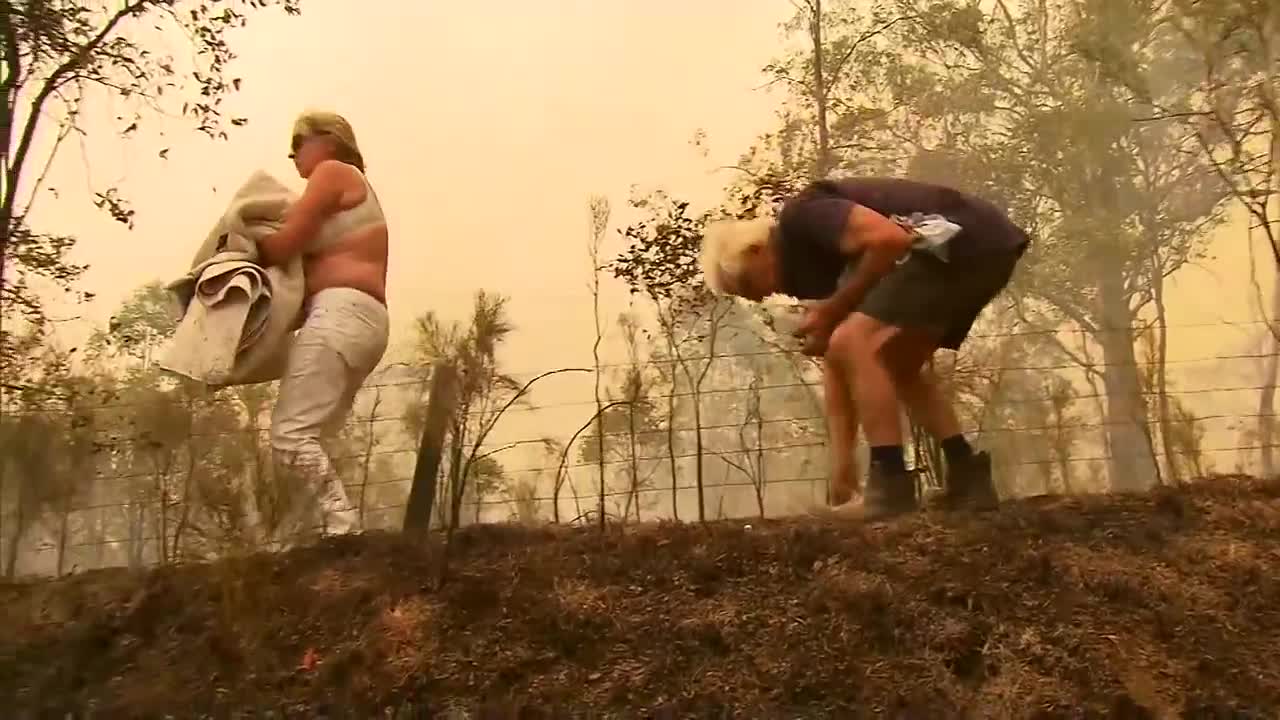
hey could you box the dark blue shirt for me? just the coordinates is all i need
[775,177,1030,300]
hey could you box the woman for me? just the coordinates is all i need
[257,110,390,538]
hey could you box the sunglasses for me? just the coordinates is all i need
[287,131,330,160]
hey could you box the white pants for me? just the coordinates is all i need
[270,288,389,536]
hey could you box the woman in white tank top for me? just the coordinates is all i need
[255,110,391,545]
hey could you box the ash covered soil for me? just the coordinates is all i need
[3,477,1279,719]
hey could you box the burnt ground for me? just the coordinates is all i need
[2,476,1279,719]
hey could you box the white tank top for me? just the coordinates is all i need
[307,172,385,255]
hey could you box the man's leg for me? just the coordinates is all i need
[825,314,921,518]
[825,248,1014,518]
[858,249,1020,511]
[894,364,960,439]
[822,359,861,505]
[893,361,997,510]
[881,340,971,460]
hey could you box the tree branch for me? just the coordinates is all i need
[825,14,919,91]
[1,0,23,161]
[17,95,78,221]
[1028,284,1099,336]
[4,0,154,235]
[552,400,632,521]
[1132,110,1214,122]
[462,367,591,485]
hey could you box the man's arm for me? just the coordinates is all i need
[257,160,350,266]
[822,204,914,317]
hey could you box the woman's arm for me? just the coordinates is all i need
[257,160,350,266]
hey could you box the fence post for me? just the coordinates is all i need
[403,361,459,536]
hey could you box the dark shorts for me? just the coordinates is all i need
[842,247,1024,351]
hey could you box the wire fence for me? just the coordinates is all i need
[2,317,1277,579]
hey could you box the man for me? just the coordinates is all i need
[699,177,1030,518]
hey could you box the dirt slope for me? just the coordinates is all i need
[3,476,1279,719]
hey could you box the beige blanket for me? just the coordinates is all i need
[157,170,305,387]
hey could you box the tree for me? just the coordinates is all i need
[612,193,746,522]
[0,344,102,577]
[2,0,301,367]
[84,282,267,563]
[612,173,853,517]
[714,366,769,517]
[1085,0,1278,471]
[1135,325,1208,481]
[1091,0,1278,263]
[755,0,915,181]
[402,292,572,531]
[578,313,667,522]
[586,195,610,528]
[732,0,1238,492]
[228,382,274,538]
[862,0,1230,491]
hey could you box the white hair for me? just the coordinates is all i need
[699,215,776,294]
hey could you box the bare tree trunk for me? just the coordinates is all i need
[1052,408,1074,494]
[1149,255,1178,482]
[687,301,729,523]
[588,197,609,530]
[809,0,833,177]
[403,363,457,535]
[754,395,766,518]
[692,387,706,523]
[90,478,106,568]
[0,457,7,575]
[665,351,679,521]
[153,454,174,565]
[55,503,70,577]
[627,400,640,522]
[1097,269,1159,491]
[1260,97,1280,474]
[447,421,467,530]
[1259,279,1280,477]
[156,475,166,564]
[359,388,382,527]
[4,489,23,578]
[171,444,198,562]
[127,503,145,569]
[245,403,266,542]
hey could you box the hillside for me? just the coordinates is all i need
[3,476,1279,719]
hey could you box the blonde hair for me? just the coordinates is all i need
[699,215,775,293]
[292,110,366,171]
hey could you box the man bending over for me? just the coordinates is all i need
[699,177,1030,519]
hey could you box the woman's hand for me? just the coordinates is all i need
[257,160,350,266]
[794,300,841,357]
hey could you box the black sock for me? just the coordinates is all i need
[869,445,907,474]
[941,434,973,463]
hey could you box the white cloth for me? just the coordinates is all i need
[270,287,390,536]
[893,212,964,262]
[157,170,306,387]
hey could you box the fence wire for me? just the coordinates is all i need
[2,319,1277,579]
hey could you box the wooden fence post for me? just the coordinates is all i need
[403,361,459,536]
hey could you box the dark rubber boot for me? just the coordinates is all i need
[852,460,919,520]
[942,451,999,511]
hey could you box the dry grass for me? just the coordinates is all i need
[2,475,1278,718]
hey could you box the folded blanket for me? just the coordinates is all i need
[156,170,305,387]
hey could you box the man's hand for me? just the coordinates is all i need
[794,300,841,356]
